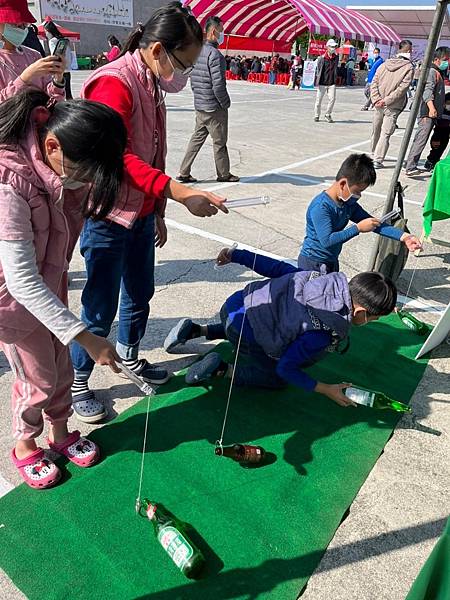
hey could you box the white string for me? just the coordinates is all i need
[217,220,265,448]
[402,257,420,310]
[135,393,151,513]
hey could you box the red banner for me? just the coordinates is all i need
[308,40,327,56]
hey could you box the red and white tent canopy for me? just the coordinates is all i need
[185,0,400,45]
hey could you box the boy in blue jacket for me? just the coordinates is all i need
[164,248,397,408]
[298,153,421,274]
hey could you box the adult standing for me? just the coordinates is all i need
[314,39,339,123]
[70,3,227,422]
[405,47,450,176]
[44,18,73,99]
[370,40,414,169]
[361,48,383,110]
[177,15,239,184]
[0,0,65,102]
[345,56,355,86]
[269,53,279,84]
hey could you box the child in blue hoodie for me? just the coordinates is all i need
[164,248,397,408]
[298,153,421,274]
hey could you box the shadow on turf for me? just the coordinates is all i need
[130,517,447,599]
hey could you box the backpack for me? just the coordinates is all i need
[374,182,410,282]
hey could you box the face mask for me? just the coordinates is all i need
[445,104,450,111]
[329,48,336,54]
[2,24,28,48]
[439,60,449,70]
[218,31,224,45]
[373,54,379,59]
[398,52,411,59]
[339,183,361,203]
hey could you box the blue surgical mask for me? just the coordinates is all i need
[2,24,28,48]
[217,31,224,45]
[439,60,449,71]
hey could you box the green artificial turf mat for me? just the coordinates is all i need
[0,314,429,600]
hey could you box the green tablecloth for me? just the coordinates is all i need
[423,156,450,236]
[406,517,450,600]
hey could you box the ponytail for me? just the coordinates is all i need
[0,90,51,144]
[119,1,203,57]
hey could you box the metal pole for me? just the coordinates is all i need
[367,0,450,271]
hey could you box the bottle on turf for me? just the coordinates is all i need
[215,443,266,464]
[397,309,429,335]
[345,386,411,413]
[142,499,205,579]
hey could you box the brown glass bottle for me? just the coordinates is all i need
[215,444,266,464]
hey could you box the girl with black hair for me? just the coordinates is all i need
[70,1,227,423]
[0,90,127,489]
[104,34,121,62]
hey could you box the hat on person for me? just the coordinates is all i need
[326,39,338,48]
[0,0,36,24]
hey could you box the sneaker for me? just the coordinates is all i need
[325,114,334,123]
[423,161,434,172]
[216,174,240,183]
[176,175,198,184]
[373,161,383,169]
[405,168,421,177]
[123,358,170,385]
[360,106,369,111]
[48,431,99,468]
[314,116,320,122]
[164,318,194,352]
[11,447,61,489]
[185,352,225,385]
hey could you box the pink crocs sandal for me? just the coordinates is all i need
[11,447,61,489]
[48,430,99,467]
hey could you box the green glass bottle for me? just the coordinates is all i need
[345,386,412,413]
[142,499,205,579]
[397,309,429,335]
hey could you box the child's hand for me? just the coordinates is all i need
[75,330,121,373]
[357,217,380,233]
[401,233,422,252]
[216,246,234,266]
[315,382,356,407]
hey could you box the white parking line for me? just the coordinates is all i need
[165,218,444,315]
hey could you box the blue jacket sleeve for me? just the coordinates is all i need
[309,201,359,249]
[276,331,332,391]
[231,249,298,278]
[350,204,403,241]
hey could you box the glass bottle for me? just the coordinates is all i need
[345,386,412,413]
[397,309,429,335]
[215,443,266,464]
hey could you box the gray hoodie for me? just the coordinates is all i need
[371,56,414,110]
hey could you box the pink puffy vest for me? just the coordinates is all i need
[81,49,177,229]
[0,126,84,344]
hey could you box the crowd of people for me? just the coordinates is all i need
[0,0,431,494]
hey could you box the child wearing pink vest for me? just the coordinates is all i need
[0,0,66,101]
[70,2,228,423]
[0,89,127,489]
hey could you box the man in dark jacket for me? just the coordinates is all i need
[178,16,239,183]
[405,46,450,176]
[314,39,339,123]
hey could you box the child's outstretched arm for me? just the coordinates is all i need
[216,247,298,278]
[276,332,357,407]
[350,204,422,250]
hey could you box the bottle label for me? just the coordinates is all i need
[345,387,375,407]
[158,526,194,569]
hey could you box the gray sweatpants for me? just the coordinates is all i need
[405,117,435,171]
[371,106,402,163]
[179,108,230,179]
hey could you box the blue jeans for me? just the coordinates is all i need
[297,254,339,274]
[346,68,354,86]
[269,71,277,85]
[207,305,285,389]
[70,215,155,378]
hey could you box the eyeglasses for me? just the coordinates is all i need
[169,51,195,75]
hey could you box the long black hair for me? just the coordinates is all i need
[0,90,127,221]
[107,34,121,49]
[44,19,64,40]
[120,1,203,57]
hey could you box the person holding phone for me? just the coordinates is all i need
[44,17,72,99]
[0,0,65,102]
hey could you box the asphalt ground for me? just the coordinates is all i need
[0,73,449,600]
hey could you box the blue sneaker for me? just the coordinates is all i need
[164,318,194,353]
[185,353,224,385]
[122,358,170,385]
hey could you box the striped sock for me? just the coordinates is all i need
[71,378,90,396]
[122,358,145,374]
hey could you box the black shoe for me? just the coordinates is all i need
[176,175,198,183]
[217,174,240,182]
[423,161,434,172]
[123,358,170,384]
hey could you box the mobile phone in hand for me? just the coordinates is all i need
[52,37,70,58]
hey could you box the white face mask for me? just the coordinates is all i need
[339,182,361,203]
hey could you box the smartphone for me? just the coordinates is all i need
[52,37,70,58]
